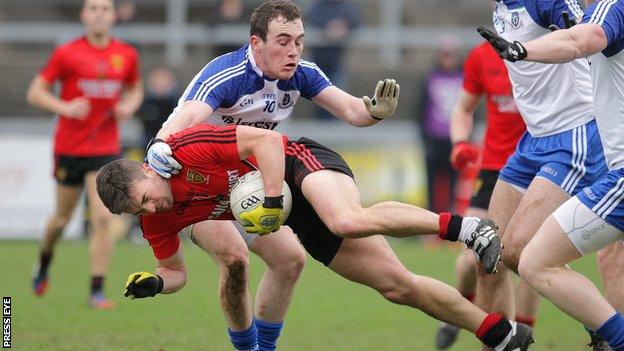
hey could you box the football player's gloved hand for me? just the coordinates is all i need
[548,11,576,31]
[477,26,527,62]
[146,138,182,179]
[239,196,284,235]
[450,142,480,170]
[363,79,400,121]
[124,271,164,299]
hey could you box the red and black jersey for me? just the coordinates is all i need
[463,42,526,170]
[40,36,140,156]
[140,124,288,259]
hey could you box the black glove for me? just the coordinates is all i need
[124,271,164,299]
[477,26,527,62]
[549,11,576,31]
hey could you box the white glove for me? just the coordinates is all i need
[363,79,400,121]
[146,140,182,179]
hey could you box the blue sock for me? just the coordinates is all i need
[228,322,259,351]
[596,312,624,351]
[254,317,283,351]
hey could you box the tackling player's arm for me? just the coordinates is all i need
[147,101,215,178]
[156,100,214,139]
[124,245,187,299]
[26,75,91,119]
[312,78,400,127]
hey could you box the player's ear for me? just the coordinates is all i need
[142,163,157,177]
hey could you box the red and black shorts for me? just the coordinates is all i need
[54,154,121,186]
[470,169,500,210]
[284,137,354,266]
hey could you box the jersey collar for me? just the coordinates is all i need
[246,45,265,77]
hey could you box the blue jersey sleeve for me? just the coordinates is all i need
[295,60,332,99]
[584,0,624,53]
[184,50,247,110]
[524,0,584,29]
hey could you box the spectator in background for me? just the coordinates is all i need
[417,41,463,213]
[116,0,137,23]
[307,0,361,120]
[210,0,252,57]
[138,67,179,147]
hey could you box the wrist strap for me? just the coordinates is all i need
[155,275,164,294]
[264,195,284,209]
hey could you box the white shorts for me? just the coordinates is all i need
[179,220,260,248]
[552,197,624,256]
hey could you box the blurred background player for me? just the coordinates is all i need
[479,0,624,349]
[475,0,610,348]
[26,0,143,309]
[435,40,531,349]
[307,0,361,120]
[417,42,463,214]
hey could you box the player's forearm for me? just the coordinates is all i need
[155,266,186,294]
[250,132,285,198]
[157,101,212,139]
[122,81,144,115]
[450,109,474,144]
[525,24,606,63]
[26,83,67,116]
[347,98,379,127]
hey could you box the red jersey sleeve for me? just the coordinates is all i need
[125,47,140,85]
[140,216,181,260]
[168,124,240,167]
[462,46,483,95]
[39,47,65,84]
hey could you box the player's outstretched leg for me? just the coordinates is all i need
[435,249,478,349]
[33,183,83,297]
[328,236,534,350]
[300,170,503,273]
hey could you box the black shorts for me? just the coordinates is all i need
[470,169,500,210]
[54,154,121,186]
[284,137,354,266]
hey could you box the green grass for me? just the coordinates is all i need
[0,240,601,350]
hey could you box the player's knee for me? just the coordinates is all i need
[269,246,306,283]
[517,250,542,287]
[327,211,367,239]
[501,238,523,273]
[377,272,419,306]
[51,213,73,229]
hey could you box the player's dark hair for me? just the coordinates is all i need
[96,159,144,214]
[250,0,303,41]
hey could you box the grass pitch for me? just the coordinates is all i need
[0,239,601,350]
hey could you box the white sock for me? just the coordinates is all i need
[458,217,479,244]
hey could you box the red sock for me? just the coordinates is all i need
[438,212,452,239]
[476,313,512,348]
[515,315,536,328]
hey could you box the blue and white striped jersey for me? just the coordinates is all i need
[166,45,332,130]
[493,0,594,137]
[583,0,624,169]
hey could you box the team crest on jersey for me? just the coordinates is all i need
[511,12,522,29]
[278,92,294,109]
[110,54,125,72]
[186,169,208,184]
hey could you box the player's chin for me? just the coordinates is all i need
[279,67,297,79]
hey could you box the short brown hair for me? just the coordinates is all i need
[250,0,303,41]
[96,159,144,214]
